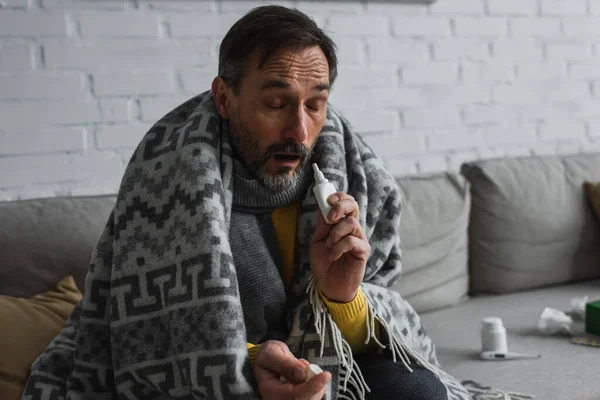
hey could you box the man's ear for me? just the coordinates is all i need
[212,77,232,119]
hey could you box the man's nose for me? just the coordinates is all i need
[282,106,309,143]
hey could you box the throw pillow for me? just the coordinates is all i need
[0,275,82,400]
[585,181,600,218]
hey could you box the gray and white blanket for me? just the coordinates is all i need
[22,91,476,399]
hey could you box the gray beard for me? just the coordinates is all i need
[257,162,307,192]
[228,118,311,192]
[256,162,308,192]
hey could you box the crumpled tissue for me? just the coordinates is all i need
[570,295,588,320]
[538,307,573,335]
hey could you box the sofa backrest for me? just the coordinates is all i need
[393,173,470,313]
[0,195,115,297]
[0,175,472,313]
[462,153,600,294]
[2,152,599,308]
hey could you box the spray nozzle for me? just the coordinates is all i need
[312,163,328,184]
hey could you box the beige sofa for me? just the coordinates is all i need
[1,153,599,399]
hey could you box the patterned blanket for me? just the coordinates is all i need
[23,91,488,399]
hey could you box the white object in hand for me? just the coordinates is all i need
[312,163,338,224]
[280,364,323,383]
[481,317,507,354]
[306,363,323,380]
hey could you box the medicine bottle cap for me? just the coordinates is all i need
[313,163,329,184]
[482,317,504,330]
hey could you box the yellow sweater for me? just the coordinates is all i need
[247,202,379,364]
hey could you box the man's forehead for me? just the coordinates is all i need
[250,47,330,85]
[260,47,328,67]
[259,77,330,92]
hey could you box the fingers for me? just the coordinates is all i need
[256,341,306,383]
[313,193,360,244]
[329,235,371,262]
[263,370,330,400]
[327,193,359,223]
[254,342,331,400]
[311,207,334,244]
[324,216,365,249]
[292,371,331,400]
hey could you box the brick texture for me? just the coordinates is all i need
[79,12,160,37]
[1,0,599,199]
[487,0,537,16]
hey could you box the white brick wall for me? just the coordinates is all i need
[404,106,462,128]
[78,12,161,37]
[0,128,85,155]
[570,62,600,78]
[0,72,84,99]
[429,0,483,16]
[541,0,587,17]
[368,39,429,63]
[402,63,458,85]
[44,40,213,69]
[392,16,451,36]
[328,15,389,36]
[562,18,600,37]
[0,11,68,36]
[454,17,508,37]
[479,124,538,146]
[0,45,33,70]
[492,39,543,60]
[168,14,242,37]
[517,62,566,80]
[546,42,593,61]
[1,0,600,200]
[591,0,600,16]
[433,38,490,60]
[487,0,538,16]
[510,18,560,37]
[93,70,176,96]
[1,0,31,7]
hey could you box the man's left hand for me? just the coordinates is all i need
[309,193,370,303]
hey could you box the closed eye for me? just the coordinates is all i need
[306,99,325,112]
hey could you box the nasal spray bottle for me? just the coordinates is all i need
[312,163,338,224]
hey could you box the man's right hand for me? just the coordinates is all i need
[254,341,331,400]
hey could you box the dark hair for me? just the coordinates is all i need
[218,5,338,94]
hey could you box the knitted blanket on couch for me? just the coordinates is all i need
[22,91,521,400]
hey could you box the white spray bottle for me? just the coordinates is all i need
[312,163,338,224]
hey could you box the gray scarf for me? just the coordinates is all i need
[22,91,474,400]
[229,150,311,345]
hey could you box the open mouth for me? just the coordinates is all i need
[273,154,301,162]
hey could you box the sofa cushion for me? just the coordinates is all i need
[585,181,600,218]
[392,173,470,313]
[0,275,82,400]
[420,279,600,400]
[0,195,116,297]
[462,153,600,294]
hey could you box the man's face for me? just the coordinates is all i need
[225,46,330,191]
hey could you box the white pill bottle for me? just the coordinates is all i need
[481,317,508,353]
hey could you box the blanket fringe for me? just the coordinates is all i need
[374,314,442,377]
[462,381,535,400]
[307,277,370,399]
[306,277,440,399]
